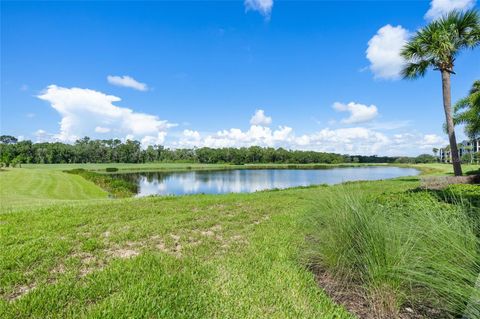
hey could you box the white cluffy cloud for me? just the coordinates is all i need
[95,126,111,133]
[34,129,55,143]
[366,25,409,80]
[250,109,272,126]
[32,92,447,156]
[107,75,148,91]
[245,0,273,17]
[178,125,293,149]
[365,0,475,80]
[391,133,448,153]
[295,127,389,154]
[173,109,443,156]
[37,85,175,146]
[333,102,378,124]
[425,0,476,20]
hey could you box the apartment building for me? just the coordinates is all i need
[439,138,480,163]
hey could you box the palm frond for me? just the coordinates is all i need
[402,9,480,75]
[401,60,431,79]
[469,80,480,95]
[454,97,472,112]
[453,79,480,138]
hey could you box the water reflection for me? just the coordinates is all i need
[114,167,419,197]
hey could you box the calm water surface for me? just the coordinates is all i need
[114,166,419,197]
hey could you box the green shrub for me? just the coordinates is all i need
[305,189,480,318]
[105,167,119,172]
[65,169,137,198]
[443,184,480,206]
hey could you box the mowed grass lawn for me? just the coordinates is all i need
[0,169,107,211]
[0,163,478,318]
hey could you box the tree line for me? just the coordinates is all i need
[0,135,406,166]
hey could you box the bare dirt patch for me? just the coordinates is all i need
[421,174,480,190]
[51,263,66,275]
[105,241,140,259]
[252,215,270,225]
[109,248,139,259]
[201,230,215,237]
[312,266,450,319]
[8,283,36,301]
[149,234,184,257]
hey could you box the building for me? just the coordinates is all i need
[439,138,480,163]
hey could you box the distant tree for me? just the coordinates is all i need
[401,9,480,176]
[453,80,480,139]
[0,135,18,144]
[432,148,439,162]
[394,157,416,164]
[415,154,437,164]
[0,135,406,165]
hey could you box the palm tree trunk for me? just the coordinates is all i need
[441,70,463,176]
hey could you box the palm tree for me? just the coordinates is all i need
[432,147,439,161]
[401,9,480,176]
[453,80,480,139]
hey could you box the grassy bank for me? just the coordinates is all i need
[65,169,137,198]
[0,168,107,210]
[0,163,478,318]
[0,184,366,318]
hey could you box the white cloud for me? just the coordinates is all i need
[37,85,175,146]
[107,75,148,91]
[333,102,378,124]
[365,120,411,131]
[95,126,111,133]
[170,109,447,155]
[419,134,448,149]
[33,92,447,156]
[176,128,447,158]
[183,129,201,141]
[389,133,448,154]
[176,123,293,149]
[425,0,476,20]
[365,1,475,79]
[250,109,272,126]
[295,127,390,154]
[366,25,409,80]
[141,132,168,147]
[34,129,57,143]
[244,0,273,17]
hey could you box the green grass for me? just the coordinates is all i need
[0,163,478,318]
[65,169,138,198]
[413,163,480,175]
[0,168,107,211]
[0,186,363,318]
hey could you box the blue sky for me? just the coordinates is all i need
[1,0,479,156]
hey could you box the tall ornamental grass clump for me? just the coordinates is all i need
[306,189,480,318]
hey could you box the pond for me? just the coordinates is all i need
[113,166,420,197]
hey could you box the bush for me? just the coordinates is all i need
[443,184,480,206]
[305,189,480,318]
[65,169,137,198]
[105,167,119,172]
[414,153,437,163]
